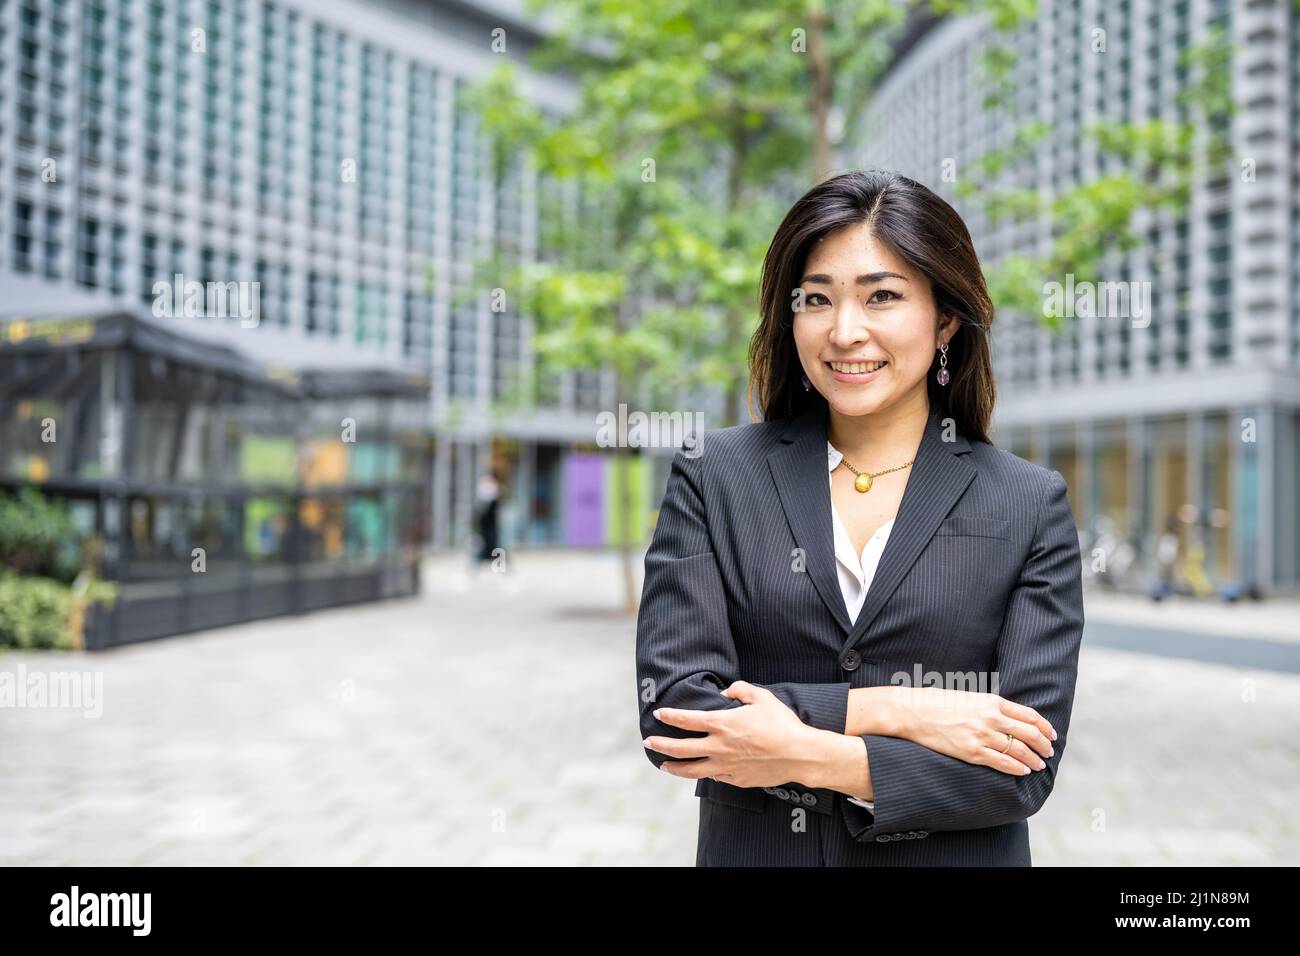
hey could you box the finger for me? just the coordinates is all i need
[721,680,759,704]
[992,715,1054,761]
[659,757,718,780]
[652,707,717,733]
[979,747,1036,776]
[982,725,1047,771]
[1004,738,1047,771]
[997,698,1057,744]
[644,735,712,760]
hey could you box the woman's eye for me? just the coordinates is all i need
[799,289,897,309]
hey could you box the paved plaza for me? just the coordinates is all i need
[1,550,1297,865]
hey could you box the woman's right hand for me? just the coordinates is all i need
[882,685,1057,776]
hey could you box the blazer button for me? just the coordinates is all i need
[840,649,862,672]
[802,792,817,807]
[875,835,891,843]
[775,788,790,801]
[763,787,778,795]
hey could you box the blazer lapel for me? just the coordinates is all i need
[767,402,854,635]
[843,408,975,653]
[766,402,977,650]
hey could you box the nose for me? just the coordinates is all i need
[827,298,871,349]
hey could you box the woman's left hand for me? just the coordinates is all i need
[646,681,819,788]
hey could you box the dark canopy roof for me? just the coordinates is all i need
[0,303,430,400]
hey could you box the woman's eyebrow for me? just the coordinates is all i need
[800,271,910,285]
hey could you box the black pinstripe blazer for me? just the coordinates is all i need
[635,401,1085,866]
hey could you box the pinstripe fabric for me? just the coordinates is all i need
[635,401,1085,866]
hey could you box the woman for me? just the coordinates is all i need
[635,170,1084,866]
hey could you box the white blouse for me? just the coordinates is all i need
[827,440,894,814]
[827,441,896,623]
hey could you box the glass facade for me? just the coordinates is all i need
[867,0,1300,593]
[0,0,691,555]
[0,310,433,646]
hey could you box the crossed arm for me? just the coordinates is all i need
[635,447,1085,842]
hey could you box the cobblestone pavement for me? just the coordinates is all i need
[1,549,1296,866]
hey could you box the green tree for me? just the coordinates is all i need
[933,0,1235,327]
[460,0,904,611]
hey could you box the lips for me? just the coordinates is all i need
[827,360,888,374]
[826,360,888,383]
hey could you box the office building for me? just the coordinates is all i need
[0,0,671,552]
[860,0,1300,594]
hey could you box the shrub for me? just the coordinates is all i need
[0,572,73,649]
[0,488,118,650]
[0,572,118,651]
[0,487,83,583]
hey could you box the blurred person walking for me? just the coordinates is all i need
[471,471,506,579]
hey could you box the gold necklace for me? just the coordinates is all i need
[836,452,914,493]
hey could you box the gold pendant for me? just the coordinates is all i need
[854,473,872,493]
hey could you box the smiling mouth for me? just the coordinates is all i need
[827,360,888,374]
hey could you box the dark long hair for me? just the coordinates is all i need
[747,169,996,444]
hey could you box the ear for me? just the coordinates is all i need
[937,312,958,345]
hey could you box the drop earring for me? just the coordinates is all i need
[800,372,811,391]
[936,343,949,386]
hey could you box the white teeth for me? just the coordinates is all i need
[830,361,886,374]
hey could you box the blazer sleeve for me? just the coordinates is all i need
[637,443,851,772]
[841,469,1084,840]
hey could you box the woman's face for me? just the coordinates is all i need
[792,221,955,419]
